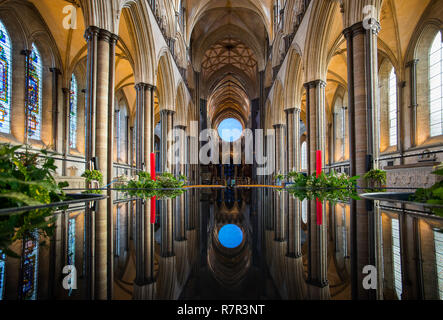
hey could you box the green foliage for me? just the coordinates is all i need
[285,170,360,202]
[0,144,68,259]
[81,169,103,194]
[274,173,286,182]
[364,169,387,192]
[118,171,186,200]
[410,169,443,216]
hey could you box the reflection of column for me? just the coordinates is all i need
[174,125,187,241]
[160,109,175,257]
[344,20,380,300]
[307,200,328,289]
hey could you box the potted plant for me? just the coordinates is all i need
[0,144,69,257]
[274,172,286,187]
[285,169,360,202]
[81,169,103,194]
[118,171,186,200]
[363,169,387,192]
[0,144,106,258]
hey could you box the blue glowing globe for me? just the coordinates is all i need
[218,224,243,248]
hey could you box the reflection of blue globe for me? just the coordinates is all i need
[218,224,243,248]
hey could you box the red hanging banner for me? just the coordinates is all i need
[150,152,156,224]
[316,150,322,225]
[316,150,322,178]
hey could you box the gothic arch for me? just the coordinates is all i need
[284,48,304,110]
[156,51,175,111]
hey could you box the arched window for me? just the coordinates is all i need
[115,102,128,162]
[301,141,307,171]
[0,20,12,134]
[69,75,78,149]
[333,96,347,161]
[388,68,398,147]
[26,43,43,140]
[430,31,443,137]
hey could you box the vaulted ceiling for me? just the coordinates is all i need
[202,38,258,81]
[189,0,268,128]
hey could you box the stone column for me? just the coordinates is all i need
[61,87,70,176]
[406,59,418,148]
[303,80,326,175]
[133,83,156,290]
[303,80,328,290]
[83,26,117,300]
[160,109,175,257]
[343,20,380,300]
[144,85,155,284]
[49,68,61,152]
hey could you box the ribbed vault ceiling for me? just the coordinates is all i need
[202,38,258,81]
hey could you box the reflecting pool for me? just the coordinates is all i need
[0,186,442,300]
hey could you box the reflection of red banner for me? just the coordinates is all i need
[316,150,322,225]
[316,199,322,226]
[150,153,156,224]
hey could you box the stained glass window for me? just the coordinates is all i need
[21,230,39,300]
[392,218,403,300]
[388,68,398,146]
[69,75,78,149]
[26,43,43,140]
[67,218,75,296]
[434,230,443,300]
[0,250,5,300]
[430,31,443,137]
[0,20,12,134]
